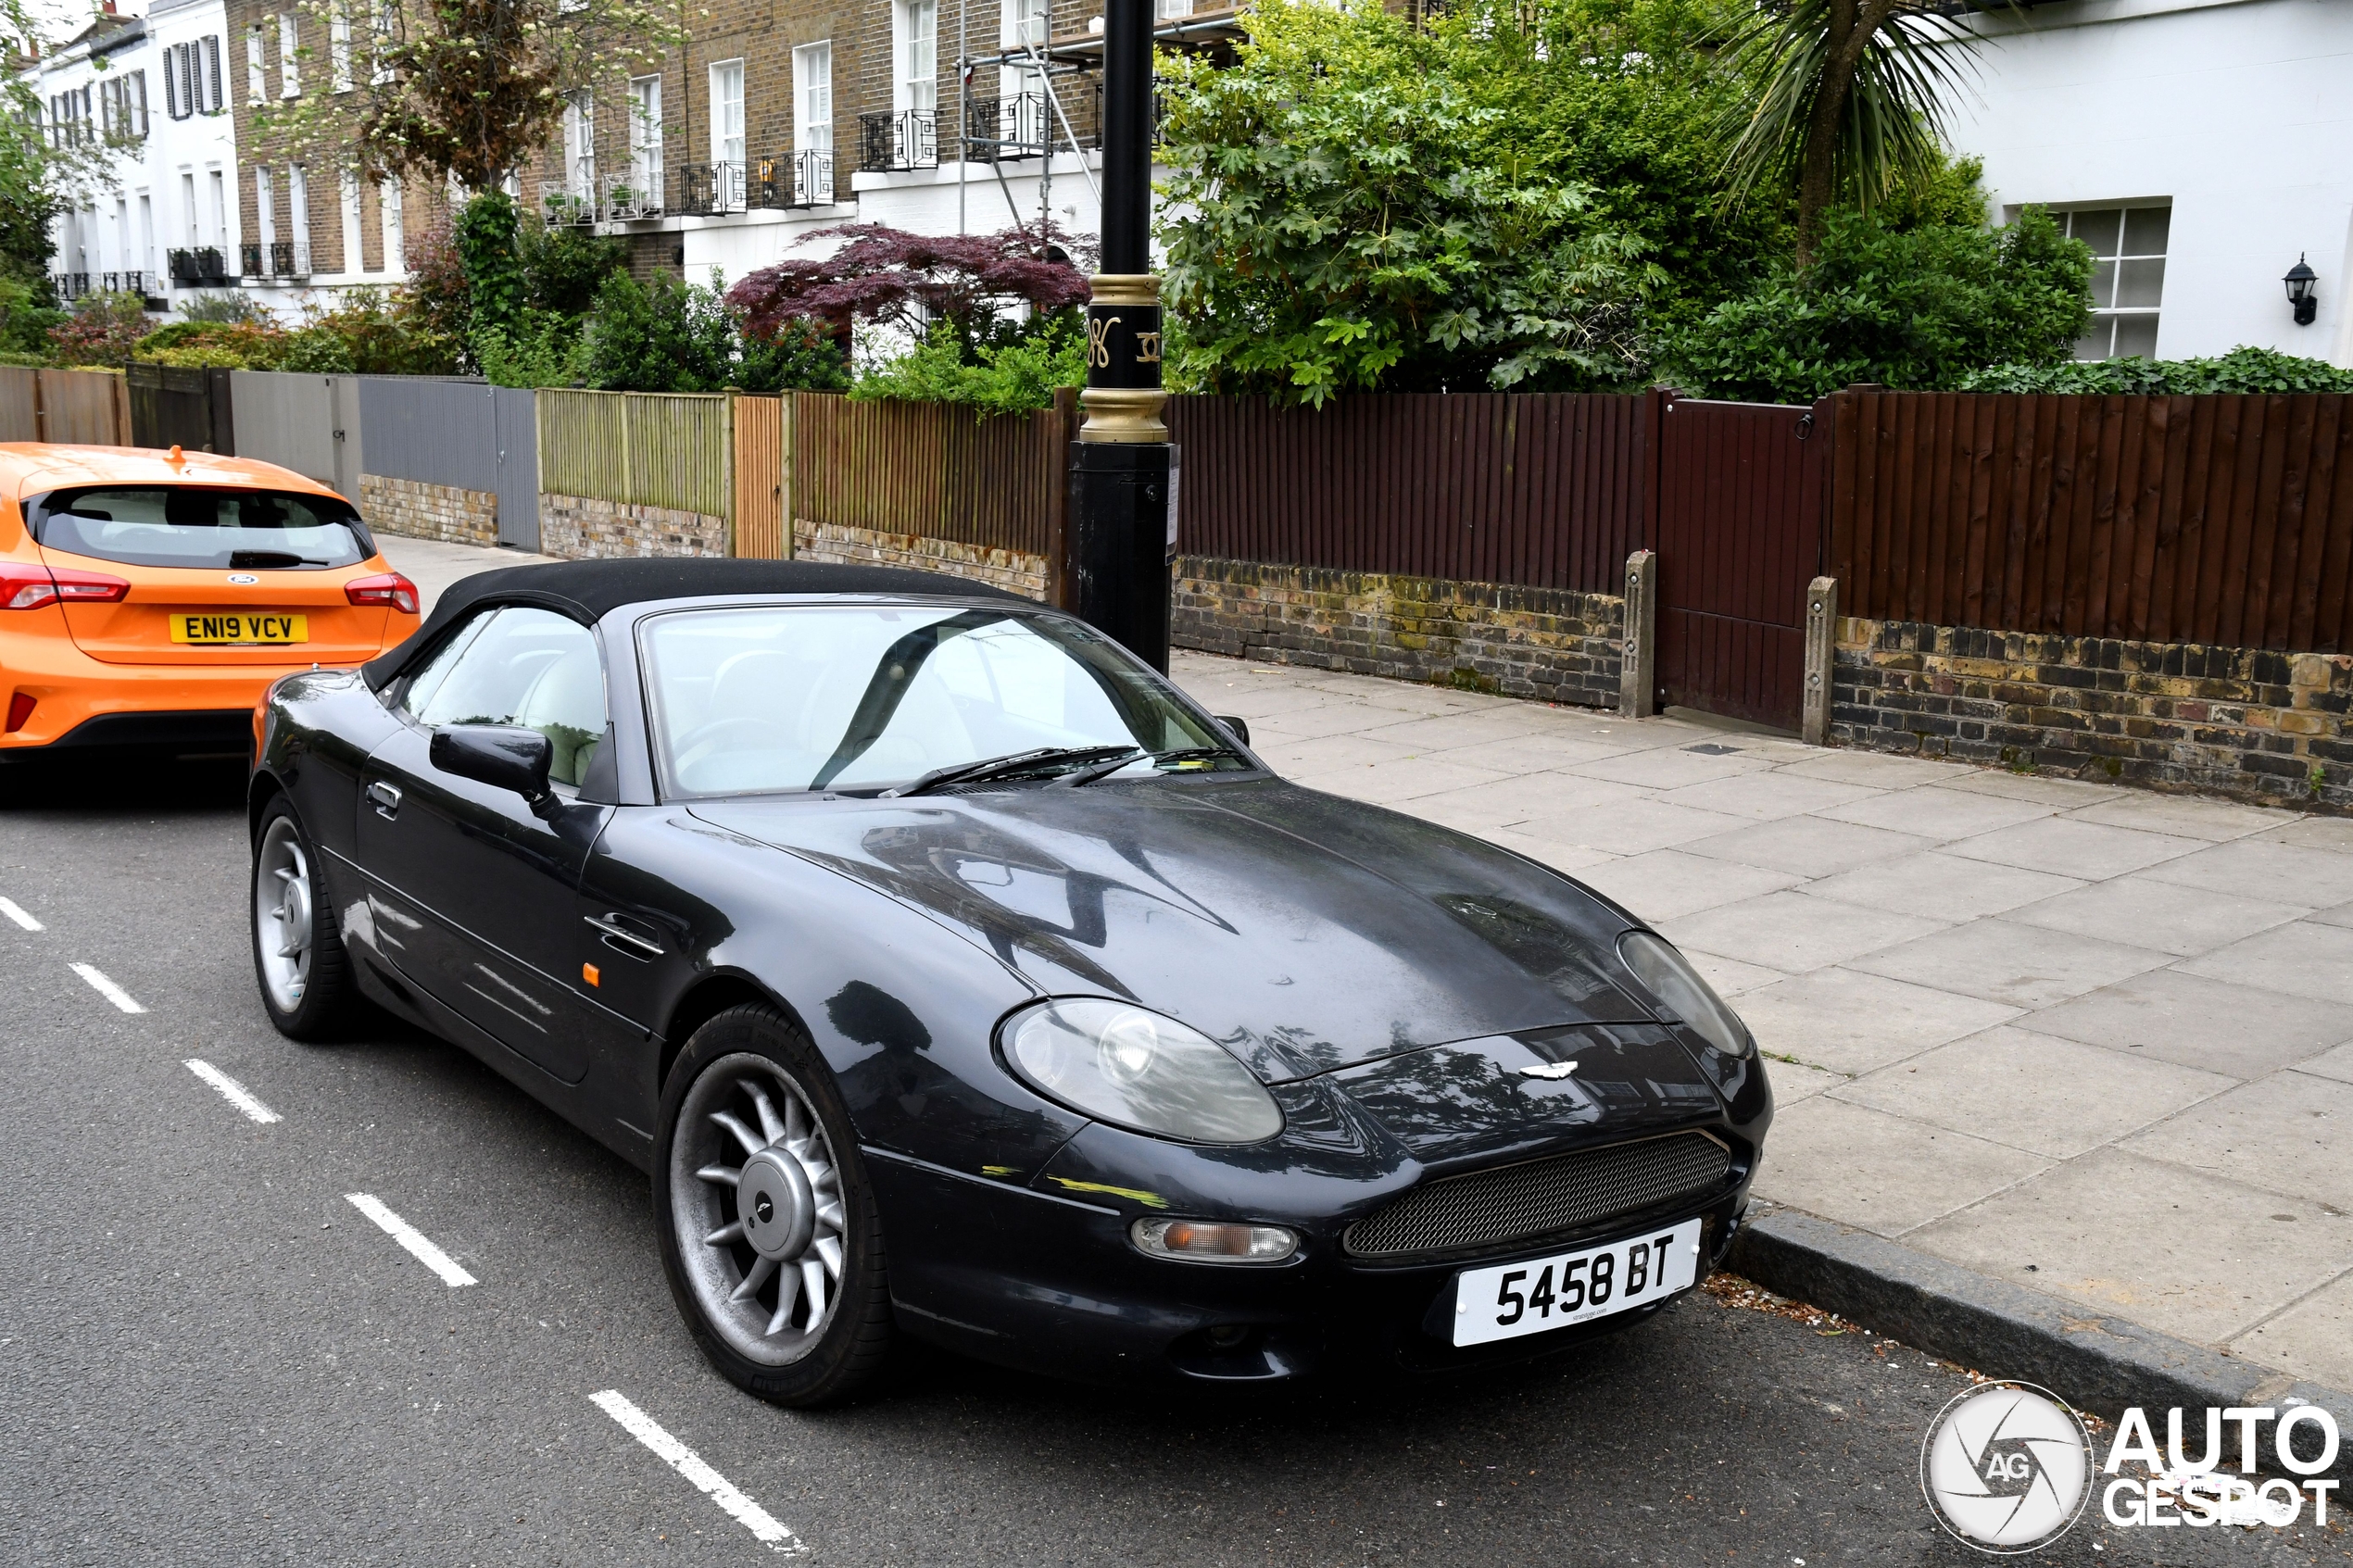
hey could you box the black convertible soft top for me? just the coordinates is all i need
[360,557,1022,691]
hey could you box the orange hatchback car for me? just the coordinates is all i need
[0,444,421,760]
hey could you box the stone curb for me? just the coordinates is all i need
[1728,1209,2353,1482]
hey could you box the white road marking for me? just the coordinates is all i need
[588,1389,806,1554]
[343,1193,477,1286]
[0,897,43,931]
[183,1059,282,1124]
[69,962,144,1013]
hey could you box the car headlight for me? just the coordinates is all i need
[1000,997,1284,1144]
[1617,931,1754,1059]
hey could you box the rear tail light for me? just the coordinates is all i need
[0,564,131,610]
[6,693,33,732]
[345,572,420,617]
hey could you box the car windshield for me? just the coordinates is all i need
[33,485,370,571]
[640,604,1246,797]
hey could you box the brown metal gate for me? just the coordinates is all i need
[1652,395,1828,731]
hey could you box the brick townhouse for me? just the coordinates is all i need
[220,0,441,294]
[518,0,1239,287]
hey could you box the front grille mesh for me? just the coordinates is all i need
[1344,1133,1731,1260]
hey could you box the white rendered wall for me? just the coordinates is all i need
[1949,0,2353,365]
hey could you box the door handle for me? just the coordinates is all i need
[367,780,401,818]
[585,913,662,960]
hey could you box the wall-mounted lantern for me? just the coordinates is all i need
[2284,254,2319,326]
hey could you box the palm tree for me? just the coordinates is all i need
[1716,0,2000,267]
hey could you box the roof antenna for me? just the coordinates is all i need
[169,444,184,466]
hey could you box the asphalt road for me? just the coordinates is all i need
[1,757,2345,1568]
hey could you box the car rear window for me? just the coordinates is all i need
[31,485,371,571]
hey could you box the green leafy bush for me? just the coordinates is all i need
[736,318,850,395]
[1156,0,1772,403]
[474,307,588,388]
[177,290,273,325]
[581,270,848,394]
[301,289,459,375]
[519,221,626,318]
[1662,179,2092,402]
[0,275,63,357]
[456,191,530,341]
[132,320,291,366]
[1959,346,2353,395]
[850,318,1081,415]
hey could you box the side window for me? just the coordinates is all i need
[404,607,608,787]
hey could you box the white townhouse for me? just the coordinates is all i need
[30,0,240,314]
[1949,0,2353,367]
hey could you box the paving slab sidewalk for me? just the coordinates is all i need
[1168,649,2353,1394]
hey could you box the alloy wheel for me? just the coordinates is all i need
[669,1053,847,1365]
[254,816,313,1014]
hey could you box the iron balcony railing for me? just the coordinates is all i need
[1090,78,1169,147]
[53,271,92,299]
[98,270,149,295]
[541,182,597,227]
[168,247,231,286]
[859,109,937,173]
[679,161,749,217]
[269,242,309,279]
[790,148,834,207]
[241,243,263,278]
[964,93,1050,163]
[602,169,662,220]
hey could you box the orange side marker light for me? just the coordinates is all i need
[582,963,600,987]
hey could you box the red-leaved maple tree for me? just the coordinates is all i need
[725,223,1094,349]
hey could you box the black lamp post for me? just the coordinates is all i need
[2285,254,2319,327]
[1066,0,1173,671]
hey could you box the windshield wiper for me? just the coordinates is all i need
[1057,744,1250,788]
[882,746,1141,798]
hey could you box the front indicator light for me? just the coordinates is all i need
[1131,1218,1299,1264]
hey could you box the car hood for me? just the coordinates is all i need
[692,778,1655,1083]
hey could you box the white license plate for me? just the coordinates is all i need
[1451,1218,1704,1347]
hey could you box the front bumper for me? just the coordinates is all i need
[865,1145,1755,1385]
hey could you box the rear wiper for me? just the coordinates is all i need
[1057,744,1250,788]
[882,746,1141,798]
[229,550,328,569]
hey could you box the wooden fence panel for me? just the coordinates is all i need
[31,369,128,445]
[1164,393,1648,594]
[538,389,731,518]
[0,368,36,441]
[791,394,1060,557]
[733,395,786,558]
[1831,389,2353,654]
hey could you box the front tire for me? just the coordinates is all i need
[654,1003,894,1407]
[250,797,359,1040]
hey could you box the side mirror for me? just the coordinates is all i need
[1213,714,1251,747]
[431,723,556,815]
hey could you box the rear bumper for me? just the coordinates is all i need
[0,631,331,754]
[13,708,255,756]
[867,1148,1753,1386]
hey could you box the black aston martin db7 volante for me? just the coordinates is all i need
[247,558,1771,1406]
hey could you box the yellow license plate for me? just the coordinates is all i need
[169,612,309,646]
